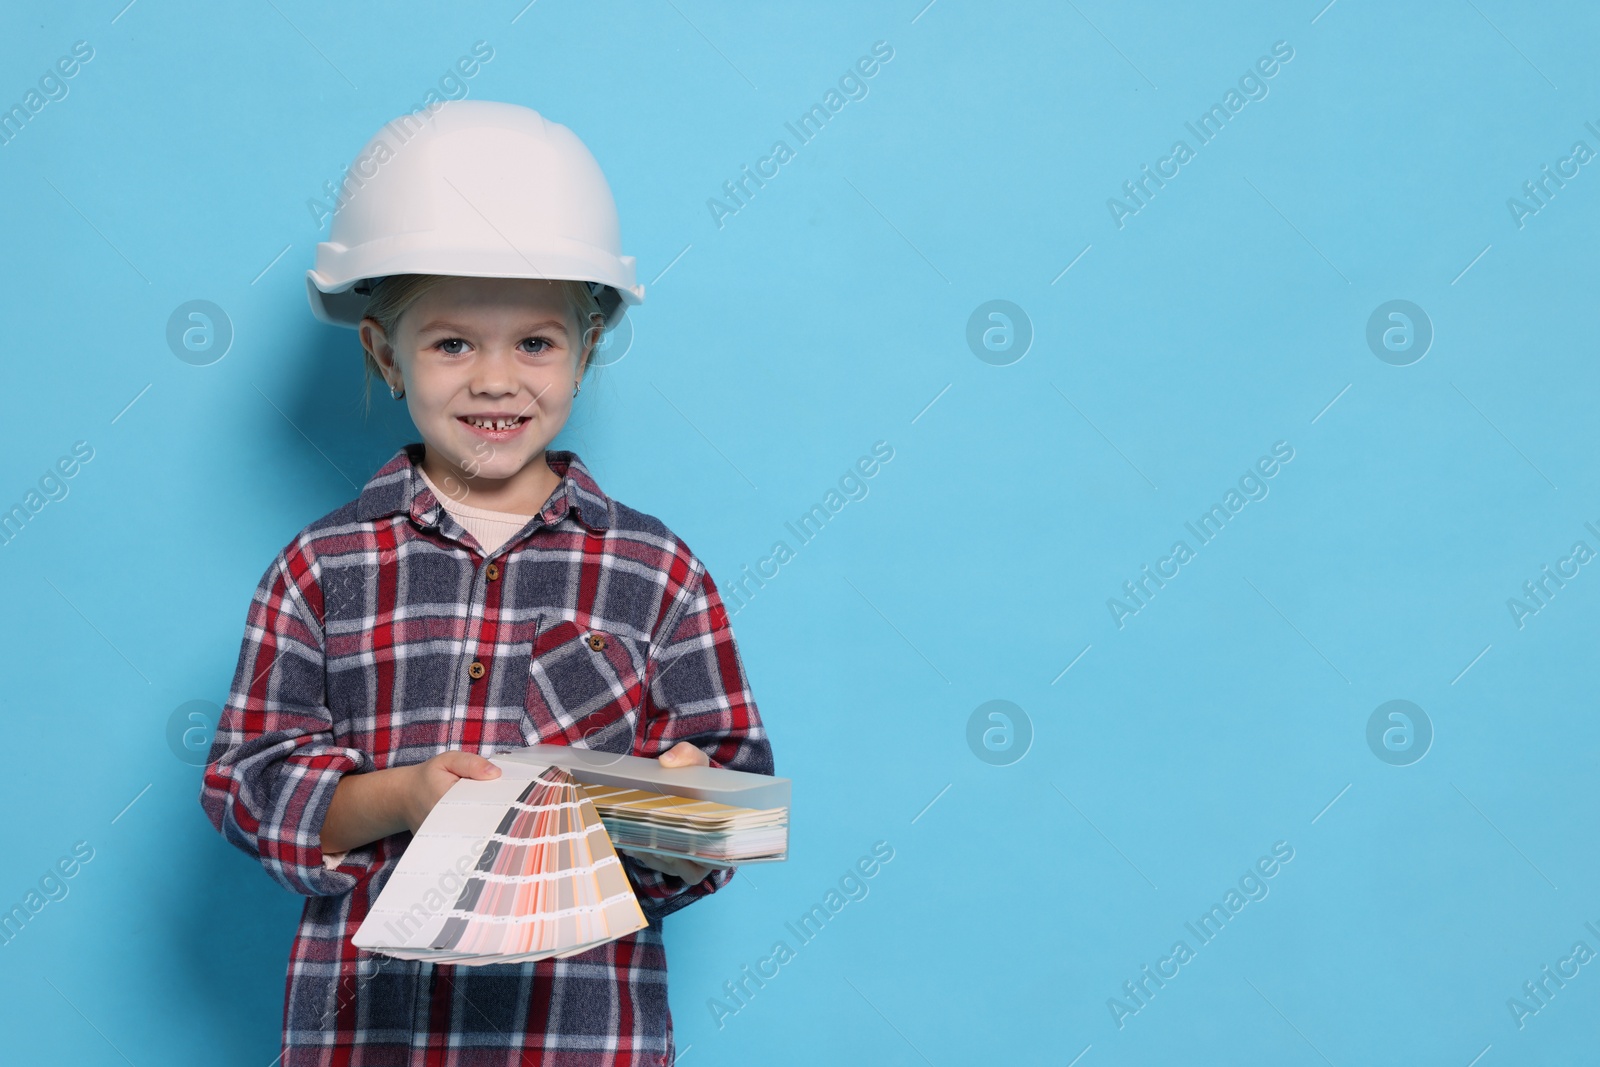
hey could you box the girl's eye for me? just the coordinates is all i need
[433,338,553,355]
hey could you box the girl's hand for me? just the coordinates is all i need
[399,750,502,834]
[620,849,719,885]
[617,742,720,884]
[655,740,711,770]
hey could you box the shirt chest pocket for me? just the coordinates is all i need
[521,618,647,754]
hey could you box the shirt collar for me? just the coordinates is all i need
[355,443,613,533]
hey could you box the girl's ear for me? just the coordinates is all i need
[360,318,407,395]
[576,313,602,377]
[360,317,395,370]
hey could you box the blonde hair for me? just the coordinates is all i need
[357,274,607,415]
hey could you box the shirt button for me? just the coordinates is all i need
[485,563,500,581]
[468,661,486,680]
[586,633,607,651]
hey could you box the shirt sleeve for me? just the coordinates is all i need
[623,563,776,923]
[199,545,378,898]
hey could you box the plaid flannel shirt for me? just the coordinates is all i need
[199,445,774,1066]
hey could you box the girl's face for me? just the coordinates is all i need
[362,276,593,512]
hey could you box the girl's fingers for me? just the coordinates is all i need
[433,750,501,779]
[683,862,716,883]
[618,848,712,883]
[658,741,709,767]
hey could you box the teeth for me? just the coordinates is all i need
[465,416,524,430]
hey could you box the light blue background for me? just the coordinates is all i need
[2,1,1597,1063]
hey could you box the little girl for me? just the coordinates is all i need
[200,101,775,1066]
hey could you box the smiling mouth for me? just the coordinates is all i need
[458,415,530,431]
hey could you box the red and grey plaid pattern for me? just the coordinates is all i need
[199,444,774,1065]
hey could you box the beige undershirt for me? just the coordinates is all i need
[416,466,539,557]
[320,466,539,870]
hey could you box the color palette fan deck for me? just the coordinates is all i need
[352,747,791,965]
[353,763,646,965]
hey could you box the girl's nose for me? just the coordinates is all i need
[468,347,518,393]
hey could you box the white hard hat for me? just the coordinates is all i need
[306,100,644,332]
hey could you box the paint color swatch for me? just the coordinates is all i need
[494,744,792,865]
[352,763,647,966]
[579,782,789,863]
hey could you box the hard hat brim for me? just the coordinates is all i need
[306,240,644,330]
